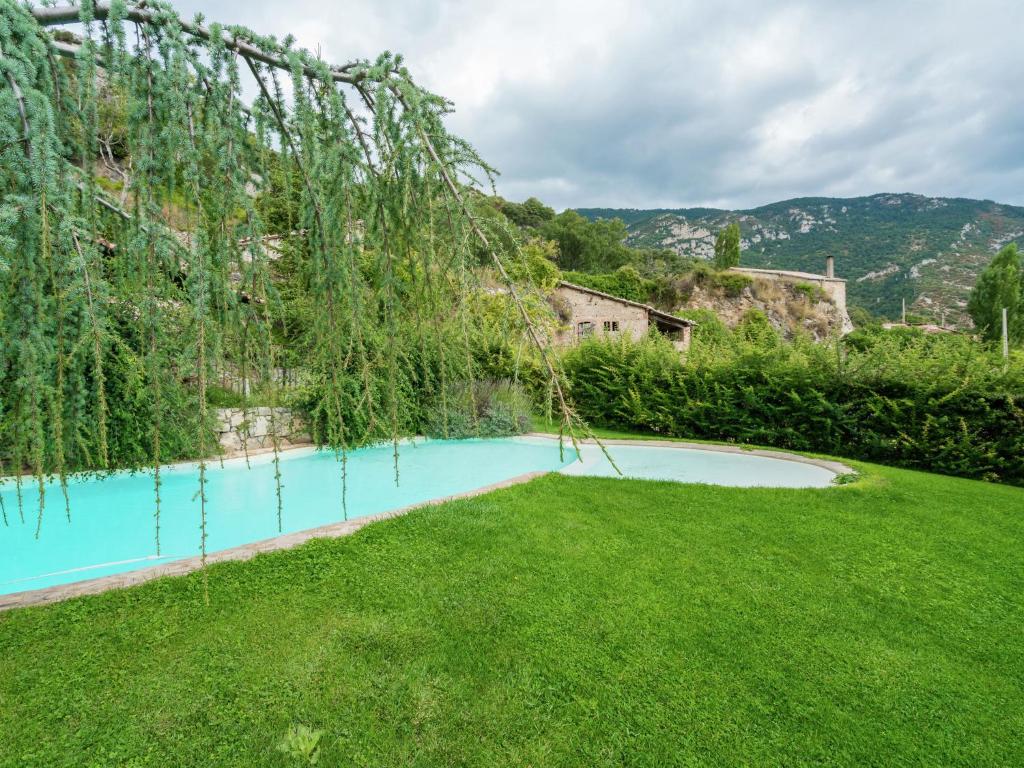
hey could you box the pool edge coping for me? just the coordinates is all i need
[0,470,548,612]
[526,433,855,477]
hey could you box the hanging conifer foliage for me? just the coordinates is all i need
[0,0,589,560]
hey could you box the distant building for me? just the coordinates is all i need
[552,281,695,352]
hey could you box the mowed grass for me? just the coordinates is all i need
[1,462,1023,767]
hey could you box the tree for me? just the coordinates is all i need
[500,196,555,229]
[538,211,631,272]
[708,222,741,270]
[713,222,741,270]
[967,243,1023,344]
[506,238,561,292]
[0,0,582,566]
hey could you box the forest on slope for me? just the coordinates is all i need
[578,194,1024,325]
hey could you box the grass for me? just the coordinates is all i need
[1,458,1023,766]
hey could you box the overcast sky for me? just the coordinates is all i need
[170,0,1024,210]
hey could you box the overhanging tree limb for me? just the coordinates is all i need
[32,1,375,84]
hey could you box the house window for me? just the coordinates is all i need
[603,320,620,332]
[577,321,595,340]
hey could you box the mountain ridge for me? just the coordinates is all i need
[576,193,1024,324]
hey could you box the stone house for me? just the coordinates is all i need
[552,281,695,352]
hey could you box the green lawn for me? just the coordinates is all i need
[1,458,1023,766]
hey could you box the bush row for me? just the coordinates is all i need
[559,332,1024,485]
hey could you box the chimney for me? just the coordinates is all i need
[825,255,835,279]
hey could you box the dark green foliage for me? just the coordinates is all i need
[561,264,654,304]
[710,269,751,297]
[2,467,1023,765]
[848,305,878,329]
[423,379,532,439]
[496,196,555,229]
[538,210,632,272]
[968,243,1022,344]
[713,222,741,269]
[561,333,1024,484]
[472,338,547,403]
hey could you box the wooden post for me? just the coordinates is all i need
[902,298,906,325]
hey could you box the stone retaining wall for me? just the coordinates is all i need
[216,407,310,452]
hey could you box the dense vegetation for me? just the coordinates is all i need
[0,1,583,559]
[713,221,740,269]
[2,465,1022,766]
[553,320,1024,485]
[484,196,687,276]
[579,194,1024,324]
[969,243,1022,344]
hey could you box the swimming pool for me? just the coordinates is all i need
[562,441,839,488]
[1,436,844,598]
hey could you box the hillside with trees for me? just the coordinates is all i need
[578,194,1024,326]
[481,196,855,339]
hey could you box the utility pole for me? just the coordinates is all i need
[1003,307,1010,360]
[902,298,906,325]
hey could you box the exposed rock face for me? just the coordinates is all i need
[731,267,854,335]
[216,407,310,453]
[683,276,851,341]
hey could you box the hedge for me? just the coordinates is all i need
[559,334,1024,485]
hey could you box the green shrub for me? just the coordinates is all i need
[736,308,780,345]
[676,308,731,346]
[424,379,532,439]
[205,384,248,408]
[561,265,655,304]
[711,271,752,297]
[793,282,827,303]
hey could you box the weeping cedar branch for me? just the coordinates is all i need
[26,0,586,452]
[0,0,599,567]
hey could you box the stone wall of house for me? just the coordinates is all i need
[216,407,310,452]
[553,285,649,345]
[731,267,847,313]
[672,325,693,352]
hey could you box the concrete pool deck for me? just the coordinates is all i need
[1,437,853,611]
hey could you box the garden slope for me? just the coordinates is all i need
[1,466,1023,766]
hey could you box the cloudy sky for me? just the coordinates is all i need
[170,0,1024,210]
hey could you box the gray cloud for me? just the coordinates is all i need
[169,0,1024,209]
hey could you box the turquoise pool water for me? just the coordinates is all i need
[1,437,570,596]
[561,442,838,487]
[1,436,838,596]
